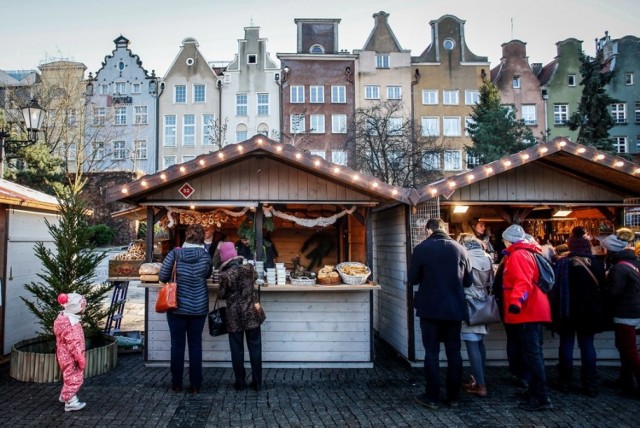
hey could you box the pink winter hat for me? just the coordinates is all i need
[219,241,238,263]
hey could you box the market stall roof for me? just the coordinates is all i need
[0,179,59,212]
[416,137,640,206]
[106,135,413,206]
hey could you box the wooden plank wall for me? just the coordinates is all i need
[147,288,373,365]
[372,206,410,358]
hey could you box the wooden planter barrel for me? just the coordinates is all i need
[10,335,118,383]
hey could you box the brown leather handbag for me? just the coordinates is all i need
[155,259,178,313]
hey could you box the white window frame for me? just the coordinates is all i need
[310,150,326,159]
[114,81,127,95]
[331,151,348,165]
[98,83,109,95]
[310,85,324,103]
[202,114,215,145]
[290,114,306,134]
[235,124,248,142]
[114,106,127,125]
[521,105,537,125]
[183,114,196,146]
[257,123,269,136]
[93,107,106,125]
[331,85,346,103]
[611,103,626,123]
[193,84,206,103]
[568,74,577,86]
[512,76,521,89]
[625,72,634,85]
[465,116,475,137]
[444,150,462,171]
[387,117,403,136]
[614,136,628,154]
[443,90,459,105]
[310,114,325,133]
[635,101,640,123]
[421,117,439,137]
[112,141,126,160]
[131,82,141,94]
[387,86,402,100]
[133,140,147,160]
[236,94,248,116]
[134,105,148,125]
[247,54,257,64]
[257,93,269,115]
[443,116,461,136]
[464,90,480,105]
[364,85,380,100]
[174,85,186,103]
[376,54,390,69]
[163,155,177,169]
[93,142,105,161]
[466,151,481,169]
[422,90,438,105]
[422,152,440,170]
[331,114,347,134]
[290,86,305,103]
[182,155,196,163]
[553,104,569,125]
[164,115,176,146]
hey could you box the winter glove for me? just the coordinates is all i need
[508,304,521,314]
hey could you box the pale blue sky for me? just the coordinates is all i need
[2,0,638,76]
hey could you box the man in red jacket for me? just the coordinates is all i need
[501,224,553,411]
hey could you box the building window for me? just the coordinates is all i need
[422,90,438,105]
[112,141,126,160]
[257,93,269,115]
[67,143,76,160]
[114,82,127,94]
[637,135,640,152]
[364,85,380,100]
[466,152,481,169]
[193,84,206,103]
[310,86,324,103]
[134,105,148,125]
[331,86,346,103]
[290,86,305,103]
[465,116,475,137]
[236,124,248,142]
[443,39,455,51]
[183,114,195,146]
[465,90,480,105]
[257,123,269,136]
[521,105,537,125]
[98,83,109,95]
[67,109,77,126]
[164,115,176,146]
[422,152,440,170]
[388,117,403,135]
[625,73,634,85]
[93,142,105,161]
[310,44,325,54]
[553,104,569,125]
[114,107,127,125]
[444,150,462,171]
[512,76,521,89]
[332,114,347,134]
[376,54,390,69]
[310,150,326,159]
[387,86,402,100]
[443,117,461,136]
[635,101,640,123]
[202,114,215,145]
[133,140,147,160]
[163,155,177,169]
[131,82,141,94]
[614,136,628,153]
[174,85,186,103]
[236,94,248,116]
[611,103,626,123]
[247,54,257,64]
[365,118,379,136]
[568,74,577,86]
[421,117,439,137]
[290,114,306,133]
[332,151,348,165]
[443,90,459,105]
[93,107,106,125]
[182,155,196,163]
[310,114,325,133]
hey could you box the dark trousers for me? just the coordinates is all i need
[228,327,262,386]
[420,318,463,403]
[167,312,207,388]
[614,323,640,391]
[558,327,597,383]
[517,322,549,403]
[504,322,531,383]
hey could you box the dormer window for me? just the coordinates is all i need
[310,44,325,54]
[376,54,390,69]
[443,38,455,51]
[247,54,257,64]
[512,76,521,89]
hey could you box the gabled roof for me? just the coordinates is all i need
[106,135,411,206]
[361,11,405,53]
[416,138,640,204]
[0,179,59,211]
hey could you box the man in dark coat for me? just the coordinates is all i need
[408,218,472,409]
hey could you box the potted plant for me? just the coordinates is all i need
[10,188,117,382]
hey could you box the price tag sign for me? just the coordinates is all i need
[179,183,195,199]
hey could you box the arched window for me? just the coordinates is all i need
[236,123,248,142]
[309,44,325,54]
[257,122,269,137]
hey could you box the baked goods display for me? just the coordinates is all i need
[336,262,371,285]
[317,265,341,285]
[113,241,145,261]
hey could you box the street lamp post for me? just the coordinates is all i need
[0,98,46,178]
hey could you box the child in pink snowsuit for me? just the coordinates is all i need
[54,293,87,412]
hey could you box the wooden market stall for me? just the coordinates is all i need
[105,135,411,368]
[376,137,640,365]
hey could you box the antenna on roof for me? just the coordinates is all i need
[510,17,514,40]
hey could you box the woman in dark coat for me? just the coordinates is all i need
[601,228,640,397]
[218,242,266,391]
[159,224,212,393]
[552,227,606,396]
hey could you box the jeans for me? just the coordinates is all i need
[504,323,531,384]
[167,312,207,388]
[614,323,640,391]
[558,328,597,383]
[518,322,548,403]
[420,318,463,403]
[228,327,262,386]
[464,339,486,385]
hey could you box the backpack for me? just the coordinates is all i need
[518,248,556,293]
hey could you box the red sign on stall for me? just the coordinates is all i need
[179,183,195,199]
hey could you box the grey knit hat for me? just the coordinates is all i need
[601,234,629,252]
[502,224,526,243]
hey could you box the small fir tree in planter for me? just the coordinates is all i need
[21,187,114,348]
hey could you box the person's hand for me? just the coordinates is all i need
[508,304,521,314]
[255,279,264,286]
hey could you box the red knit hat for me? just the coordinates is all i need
[219,241,237,263]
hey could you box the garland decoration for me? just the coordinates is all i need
[263,205,356,228]
[161,206,250,228]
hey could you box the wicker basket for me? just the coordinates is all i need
[336,262,371,285]
[290,277,317,286]
[317,275,342,285]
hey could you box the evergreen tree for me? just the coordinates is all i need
[567,50,616,152]
[4,142,66,195]
[21,187,113,343]
[466,81,536,164]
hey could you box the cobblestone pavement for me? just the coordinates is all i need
[1,339,638,428]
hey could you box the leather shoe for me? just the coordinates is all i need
[414,394,439,410]
[233,382,246,391]
[464,383,488,397]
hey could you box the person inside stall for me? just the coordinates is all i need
[537,236,556,262]
[470,219,496,262]
[204,228,226,259]
[235,235,254,260]
[263,232,278,269]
